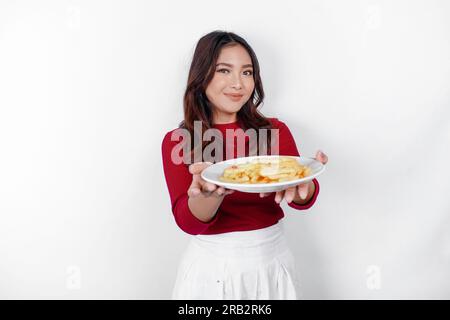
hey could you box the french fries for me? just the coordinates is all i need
[219,157,311,184]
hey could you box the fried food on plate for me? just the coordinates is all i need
[219,156,311,184]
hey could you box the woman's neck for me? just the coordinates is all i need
[213,112,237,125]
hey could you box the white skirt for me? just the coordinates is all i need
[172,221,301,300]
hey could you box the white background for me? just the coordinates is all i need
[0,0,449,299]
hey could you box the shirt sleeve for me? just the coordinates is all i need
[272,118,321,211]
[161,130,220,235]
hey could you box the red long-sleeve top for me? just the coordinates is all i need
[161,118,320,235]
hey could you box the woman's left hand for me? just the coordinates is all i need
[259,150,329,204]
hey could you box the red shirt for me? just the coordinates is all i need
[161,118,320,235]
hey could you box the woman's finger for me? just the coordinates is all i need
[187,187,201,197]
[188,174,203,196]
[315,150,328,165]
[202,182,217,193]
[212,187,232,198]
[284,187,296,203]
[275,190,284,204]
[215,187,225,196]
[189,162,213,175]
[298,183,309,199]
[259,192,270,198]
[209,187,235,197]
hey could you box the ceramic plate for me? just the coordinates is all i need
[201,155,325,193]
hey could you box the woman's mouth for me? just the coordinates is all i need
[224,93,244,101]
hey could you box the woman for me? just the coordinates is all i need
[161,30,328,299]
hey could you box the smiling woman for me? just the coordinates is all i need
[179,31,272,159]
[207,53,255,114]
[161,30,328,300]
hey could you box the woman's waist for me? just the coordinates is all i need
[200,206,285,236]
[191,222,288,259]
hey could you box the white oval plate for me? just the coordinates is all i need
[201,155,325,193]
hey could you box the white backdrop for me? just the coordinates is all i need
[0,0,449,299]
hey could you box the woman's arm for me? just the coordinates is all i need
[271,118,321,210]
[186,162,234,223]
[162,131,233,234]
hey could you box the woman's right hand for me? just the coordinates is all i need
[187,162,235,198]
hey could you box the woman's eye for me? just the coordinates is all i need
[217,69,253,76]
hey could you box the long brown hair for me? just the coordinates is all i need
[179,30,274,162]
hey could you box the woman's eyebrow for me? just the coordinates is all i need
[216,62,253,68]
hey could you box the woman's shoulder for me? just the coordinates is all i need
[161,127,185,150]
[162,127,178,139]
[267,117,289,129]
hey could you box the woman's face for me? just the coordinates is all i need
[205,44,255,123]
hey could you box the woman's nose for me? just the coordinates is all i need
[230,74,243,89]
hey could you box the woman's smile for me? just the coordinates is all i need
[224,93,244,101]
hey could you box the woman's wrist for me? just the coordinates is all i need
[188,193,225,223]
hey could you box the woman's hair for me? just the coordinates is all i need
[180,30,274,162]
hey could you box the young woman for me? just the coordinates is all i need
[161,31,328,300]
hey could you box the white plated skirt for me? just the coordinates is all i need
[171,221,301,300]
